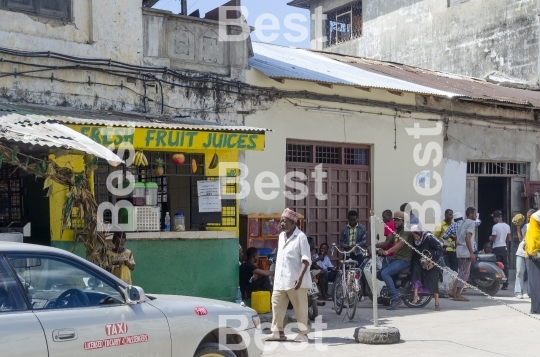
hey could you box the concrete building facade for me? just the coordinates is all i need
[291,0,540,89]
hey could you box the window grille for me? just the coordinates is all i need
[325,1,362,47]
[344,148,368,166]
[0,165,23,224]
[287,144,312,163]
[1,0,71,21]
[316,146,340,164]
[467,161,527,176]
[507,163,527,175]
[467,161,483,174]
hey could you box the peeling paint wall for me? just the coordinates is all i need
[0,3,262,125]
[310,0,540,87]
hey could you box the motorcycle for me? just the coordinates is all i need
[467,253,507,296]
[362,256,432,308]
[267,249,319,321]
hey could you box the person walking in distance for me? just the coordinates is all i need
[266,208,312,343]
[450,207,477,301]
[490,210,511,290]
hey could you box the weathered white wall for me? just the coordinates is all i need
[0,4,258,124]
[441,158,468,215]
[309,0,540,87]
[0,0,143,62]
[245,69,446,235]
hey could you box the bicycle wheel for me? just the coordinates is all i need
[333,273,344,315]
[346,272,358,320]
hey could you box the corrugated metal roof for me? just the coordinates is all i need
[287,0,310,9]
[0,112,123,162]
[0,102,270,133]
[249,42,461,98]
[317,52,540,108]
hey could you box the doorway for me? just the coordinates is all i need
[477,177,507,251]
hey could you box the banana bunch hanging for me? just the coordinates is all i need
[133,151,148,167]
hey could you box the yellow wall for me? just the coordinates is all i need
[49,147,241,242]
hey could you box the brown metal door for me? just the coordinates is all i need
[285,141,370,249]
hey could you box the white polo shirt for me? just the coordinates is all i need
[492,222,511,249]
[273,227,312,291]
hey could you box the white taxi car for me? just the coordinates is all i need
[0,242,263,357]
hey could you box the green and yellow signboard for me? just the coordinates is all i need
[67,125,265,151]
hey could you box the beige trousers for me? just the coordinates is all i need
[271,288,309,335]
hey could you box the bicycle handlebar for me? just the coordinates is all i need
[330,243,367,256]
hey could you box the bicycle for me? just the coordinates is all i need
[330,243,367,321]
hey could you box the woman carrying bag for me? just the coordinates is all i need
[410,225,443,311]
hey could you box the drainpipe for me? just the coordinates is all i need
[181,0,187,15]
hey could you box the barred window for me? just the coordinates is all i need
[287,144,312,163]
[344,148,368,166]
[325,1,362,47]
[0,0,71,21]
[316,146,340,164]
[467,161,527,176]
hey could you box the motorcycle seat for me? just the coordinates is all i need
[477,253,497,262]
[397,267,410,276]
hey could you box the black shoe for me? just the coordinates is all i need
[386,298,402,310]
[501,285,508,290]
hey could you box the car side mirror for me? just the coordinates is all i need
[124,285,145,305]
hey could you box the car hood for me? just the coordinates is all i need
[146,294,257,316]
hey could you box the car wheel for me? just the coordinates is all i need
[194,342,237,357]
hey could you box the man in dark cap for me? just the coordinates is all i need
[490,210,511,290]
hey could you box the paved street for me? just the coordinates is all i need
[261,281,538,357]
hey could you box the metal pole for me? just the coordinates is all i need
[181,0,188,16]
[370,212,378,327]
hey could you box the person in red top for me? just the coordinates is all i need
[377,210,396,256]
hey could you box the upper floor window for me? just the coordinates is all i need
[0,0,71,21]
[325,1,362,47]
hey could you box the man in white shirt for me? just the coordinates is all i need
[266,208,312,343]
[490,210,511,290]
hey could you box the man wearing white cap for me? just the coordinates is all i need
[266,208,312,343]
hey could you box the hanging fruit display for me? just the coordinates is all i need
[191,158,197,174]
[172,153,186,165]
[155,158,164,177]
[208,153,219,169]
[133,151,148,167]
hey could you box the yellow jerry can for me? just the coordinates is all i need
[251,291,271,314]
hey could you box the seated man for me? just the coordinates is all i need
[479,242,493,254]
[239,248,274,300]
[377,211,414,311]
[312,243,337,301]
[307,237,329,301]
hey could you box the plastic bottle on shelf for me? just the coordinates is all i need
[235,286,243,304]
[164,212,171,232]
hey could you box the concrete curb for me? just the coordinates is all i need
[354,326,400,344]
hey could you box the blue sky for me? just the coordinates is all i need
[153,0,310,48]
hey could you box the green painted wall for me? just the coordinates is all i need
[52,238,239,301]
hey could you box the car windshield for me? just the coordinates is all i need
[7,254,125,310]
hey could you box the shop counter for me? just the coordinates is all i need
[124,231,236,240]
